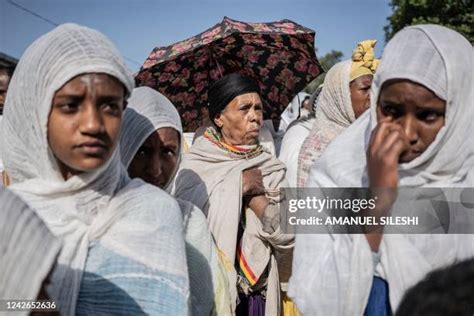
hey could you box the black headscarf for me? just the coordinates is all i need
[207,73,260,122]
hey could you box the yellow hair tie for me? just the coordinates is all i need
[350,39,380,82]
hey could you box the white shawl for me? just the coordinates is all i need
[120,86,232,315]
[296,61,354,187]
[278,116,316,187]
[289,25,474,315]
[0,187,61,316]
[2,24,189,315]
[173,134,294,315]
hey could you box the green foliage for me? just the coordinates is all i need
[384,0,473,43]
[304,50,343,94]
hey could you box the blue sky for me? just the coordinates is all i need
[0,0,392,71]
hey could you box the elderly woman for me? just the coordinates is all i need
[120,86,232,315]
[2,24,189,314]
[173,73,294,315]
[0,187,61,315]
[297,40,380,187]
[289,25,473,315]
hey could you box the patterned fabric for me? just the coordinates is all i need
[136,16,322,132]
[296,60,353,187]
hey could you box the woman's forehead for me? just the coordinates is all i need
[232,92,262,104]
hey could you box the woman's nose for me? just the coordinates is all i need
[80,103,105,135]
[399,115,419,145]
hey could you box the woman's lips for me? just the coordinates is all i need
[399,150,422,163]
[247,129,260,136]
[77,141,108,156]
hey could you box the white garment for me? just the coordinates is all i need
[2,24,189,315]
[0,187,61,316]
[278,117,315,187]
[289,25,474,315]
[0,115,3,172]
[279,92,310,132]
[120,86,232,315]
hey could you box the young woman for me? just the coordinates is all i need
[2,24,189,315]
[120,86,232,315]
[289,25,473,315]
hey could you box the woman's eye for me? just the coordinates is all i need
[137,147,152,157]
[381,105,400,117]
[59,103,79,113]
[163,148,176,157]
[419,111,440,122]
[103,103,120,114]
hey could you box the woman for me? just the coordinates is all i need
[2,24,189,314]
[120,86,232,315]
[297,40,380,187]
[0,187,61,316]
[289,25,473,315]
[173,73,294,315]
[279,92,311,133]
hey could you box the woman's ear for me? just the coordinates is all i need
[214,113,223,128]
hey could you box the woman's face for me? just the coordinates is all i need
[350,74,373,118]
[377,79,446,163]
[214,92,263,146]
[48,73,126,180]
[128,127,180,188]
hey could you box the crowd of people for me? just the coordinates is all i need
[0,21,472,316]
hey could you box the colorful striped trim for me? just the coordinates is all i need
[236,243,258,286]
[204,127,263,159]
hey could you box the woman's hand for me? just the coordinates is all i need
[242,168,266,197]
[242,168,269,220]
[367,117,409,189]
[365,117,410,251]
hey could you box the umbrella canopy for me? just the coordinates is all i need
[136,16,323,132]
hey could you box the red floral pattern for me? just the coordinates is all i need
[136,16,323,132]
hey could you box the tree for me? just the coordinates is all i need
[304,50,343,94]
[384,0,473,43]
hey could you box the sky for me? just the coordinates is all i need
[0,0,392,72]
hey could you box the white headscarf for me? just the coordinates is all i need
[2,24,189,314]
[296,60,354,187]
[279,92,310,132]
[120,86,183,188]
[308,25,473,188]
[0,187,61,315]
[290,25,474,315]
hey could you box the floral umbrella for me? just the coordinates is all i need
[136,16,323,132]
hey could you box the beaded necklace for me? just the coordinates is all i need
[204,127,263,159]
